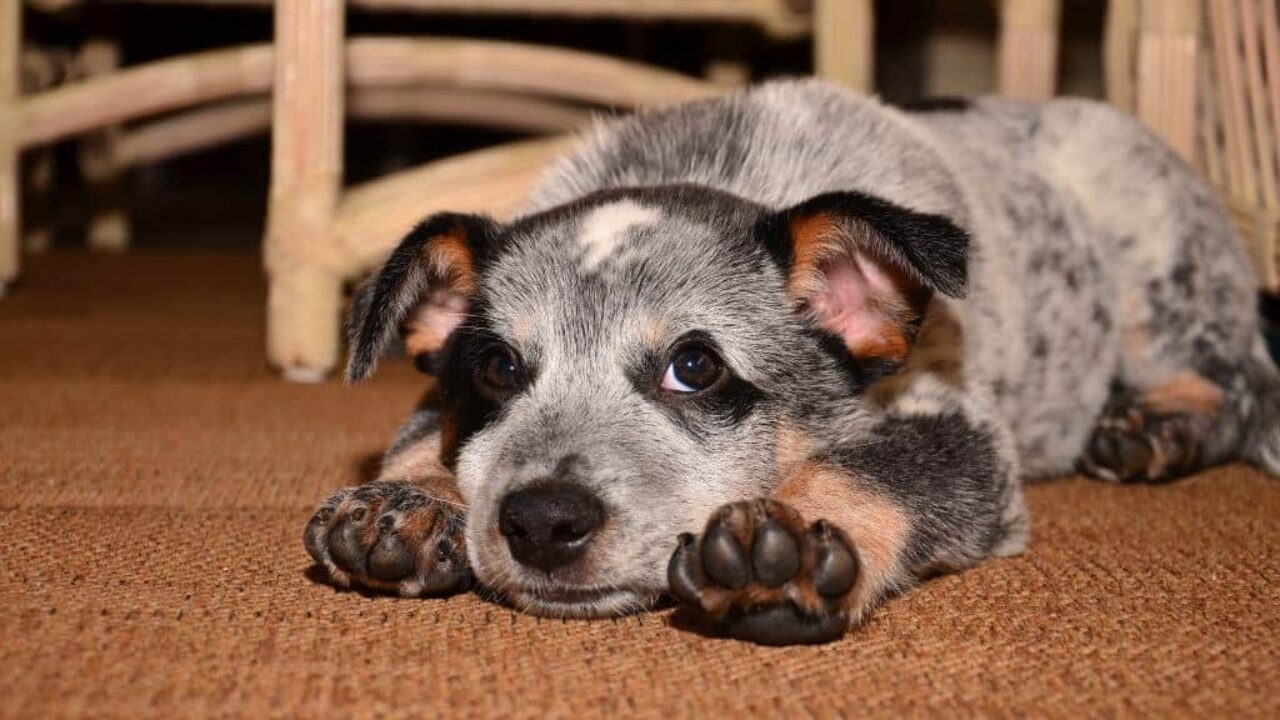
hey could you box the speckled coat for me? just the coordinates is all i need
[304,80,1280,645]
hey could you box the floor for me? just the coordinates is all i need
[1,249,1277,717]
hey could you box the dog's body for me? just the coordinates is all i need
[304,80,1280,644]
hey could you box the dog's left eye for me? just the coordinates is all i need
[661,346,723,393]
[477,347,520,392]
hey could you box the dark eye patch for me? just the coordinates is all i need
[473,343,524,400]
[627,330,765,438]
[433,316,535,466]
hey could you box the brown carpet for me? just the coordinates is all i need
[1,249,1278,718]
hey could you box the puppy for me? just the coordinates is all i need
[303,80,1280,645]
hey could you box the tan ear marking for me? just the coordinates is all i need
[426,229,478,296]
[786,211,841,301]
[784,211,922,366]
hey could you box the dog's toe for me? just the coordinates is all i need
[811,520,858,598]
[701,522,750,589]
[1085,427,1152,481]
[368,530,415,582]
[667,533,704,608]
[750,519,801,587]
[328,510,371,575]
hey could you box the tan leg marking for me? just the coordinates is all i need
[773,420,813,478]
[774,462,910,620]
[1139,372,1224,416]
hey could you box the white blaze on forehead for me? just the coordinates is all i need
[577,200,661,271]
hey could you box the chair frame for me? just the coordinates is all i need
[0,0,876,378]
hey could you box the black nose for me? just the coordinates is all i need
[499,483,605,571]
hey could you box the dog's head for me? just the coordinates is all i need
[347,184,967,616]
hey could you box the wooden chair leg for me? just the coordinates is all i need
[0,0,20,295]
[20,46,62,254]
[264,0,347,382]
[79,38,131,254]
[997,0,1063,101]
[1104,0,1140,112]
[1136,0,1202,165]
[814,0,874,93]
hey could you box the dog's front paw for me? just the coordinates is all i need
[303,482,470,597]
[667,499,859,645]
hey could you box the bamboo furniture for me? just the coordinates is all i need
[0,1,876,371]
[253,0,875,381]
[1107,0,1280,292]
[1203,0,1280,292]
[998,0,1063,100]
[1,1,19,293]
[7,0,1072,377]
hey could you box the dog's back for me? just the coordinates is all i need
[531,79,1280,480]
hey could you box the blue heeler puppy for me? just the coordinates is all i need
[303,80,1280,645]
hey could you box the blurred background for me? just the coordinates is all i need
[20,1,1111,250]
[6,0,1279,372]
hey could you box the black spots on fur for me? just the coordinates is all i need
[1145,276,1195,336]
[1031,336,1050,360]
[1092,304,1113,334]
[587,98,755,192]
[1027,247,1070,280]
[1169,261,1194,294]
[825,412,1008,566]
[899,97,973,114]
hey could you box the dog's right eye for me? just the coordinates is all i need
[661,346,723,393]
[476,347,520,393]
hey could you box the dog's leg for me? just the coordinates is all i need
[669,409,1025,645]
[303,413,472,597]
[1079,375,1219,483]
[1081,345,1280,482]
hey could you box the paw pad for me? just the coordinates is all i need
[668,499,859,646]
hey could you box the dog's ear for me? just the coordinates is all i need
[346,213,500,382]
[763,191,968,370]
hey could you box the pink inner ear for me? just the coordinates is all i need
[403,289,469,357]
[807,251,903,356]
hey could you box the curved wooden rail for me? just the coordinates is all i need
[20,45,275,147]
[114,89,591,168]
[28,0,811,38]
[18,37,717,148]
[334,135,573,272]
[344,37,718,108]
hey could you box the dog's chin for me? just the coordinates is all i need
[508,585,660,618]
